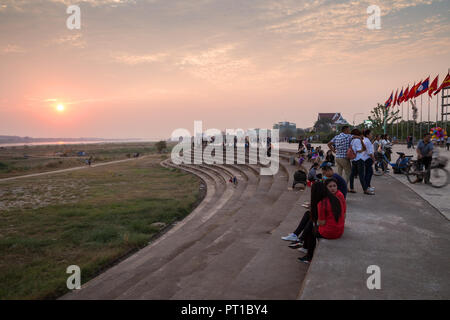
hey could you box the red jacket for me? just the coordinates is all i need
[318,191,346,239]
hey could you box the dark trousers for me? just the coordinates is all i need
[364,158,374,188]
[294,211,312,239]
[349,159,367,191]
[419,156,432,183]
[302,223,323,260]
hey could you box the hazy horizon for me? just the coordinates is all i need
[1,0,449,140]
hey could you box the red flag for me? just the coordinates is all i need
[429,75,439,97]
[434,72,450,95]
[409,82,421,100]
[397,87,404,105]
[403,85,410,103]
[393,89,398,106]
[385,91,393,108]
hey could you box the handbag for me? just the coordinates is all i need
[346,145,356,160]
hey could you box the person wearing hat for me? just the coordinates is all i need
[320,162,347,198]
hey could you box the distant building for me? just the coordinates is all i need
[273,121,296,140]
[315,113,348,131]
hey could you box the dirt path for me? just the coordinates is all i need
[0,156,148,183]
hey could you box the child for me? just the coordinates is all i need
[308,163,320,182]
[325,150,335,166]
[298,152,307,172]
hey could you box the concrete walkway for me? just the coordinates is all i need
[281,142,450,220]
[299,173,450,299]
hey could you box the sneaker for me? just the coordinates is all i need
[298,248,308,254]
[288,242,303,249]
[297,256,310,264]
[281,233,299,242]
[368,187,375,192]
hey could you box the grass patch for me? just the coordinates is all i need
[0,155,201,299]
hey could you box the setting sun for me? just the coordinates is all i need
[56,104,65,112]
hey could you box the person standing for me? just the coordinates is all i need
[349,129,373,195]
[327,126,352,183]
[447,136,450,151]
[417,133,434,184]
[298,138,304,151]
[363,129,375,194]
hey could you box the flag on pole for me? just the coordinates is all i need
[403,85,410,103]
[409,82,421,100]
[397,88,403,105]
[393,89,398,106]
[429,75,439,97]
[415,77,429,97]
[385,91,393,108]
[434,72,450,95]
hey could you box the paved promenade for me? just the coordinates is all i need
[280,142,450,220]
[299,172,450,299]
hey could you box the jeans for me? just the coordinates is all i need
[364,158,374,188]
[349,159,367,191]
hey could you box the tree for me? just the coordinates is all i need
[313,118,333,134]
[155,140,167,153]
[367,103,400,134]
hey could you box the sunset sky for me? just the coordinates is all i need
[1,0,449,140]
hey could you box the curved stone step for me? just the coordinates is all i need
[62,153,304,300]
[112,163,286,299]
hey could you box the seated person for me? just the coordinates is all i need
[320,162,347,198]
[298,180,346,264]
[325,150,335,166]
[307,163,320,182]
[292,170,307,189]
[281,181,324,244]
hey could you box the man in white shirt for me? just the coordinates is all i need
[348,129,374,195]
[363,130,376,194]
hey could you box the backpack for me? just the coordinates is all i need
[294,170,307,184]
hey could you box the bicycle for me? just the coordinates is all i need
[405,156,449,188]
[374,152,413,176]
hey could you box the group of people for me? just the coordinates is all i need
[283,125,445,264]
[326,126,388,195]
[283,125,399,263]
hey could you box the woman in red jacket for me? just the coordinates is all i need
[298,179,346,264]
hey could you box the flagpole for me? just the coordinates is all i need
[436,91,439,127]
[396,104,399,141]
[420,94,423,138]
[407,100,410,140]
[427,95,430,134]
[413,99,416,141]
[401,102,404,141]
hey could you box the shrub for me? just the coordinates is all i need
[155,141,167,153]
